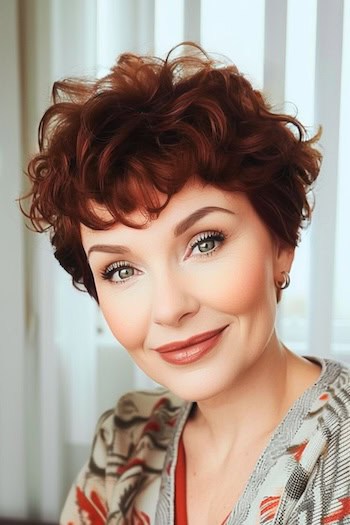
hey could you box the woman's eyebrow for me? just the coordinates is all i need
[87,206,235,259]
[173,206,235,237]
[87,244,131,259]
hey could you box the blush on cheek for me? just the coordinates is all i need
[195,256,273,315]
[99,296,147,352]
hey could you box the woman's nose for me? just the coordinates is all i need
[151,269,200,327]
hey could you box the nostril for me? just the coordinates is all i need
[152,289,200,327]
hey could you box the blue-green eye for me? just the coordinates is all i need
[116,267,134,280]
[190,231,226,256]
[101,261,136,284]
[198,238,216,253]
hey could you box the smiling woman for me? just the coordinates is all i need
[81,184,295,404]
[20,43,350,525]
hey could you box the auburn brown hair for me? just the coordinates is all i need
[20,43,322,302]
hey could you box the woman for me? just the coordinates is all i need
[21,44,350,524]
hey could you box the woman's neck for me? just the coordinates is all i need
[187,341,321,460]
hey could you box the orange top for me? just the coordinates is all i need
[175,436,187,524]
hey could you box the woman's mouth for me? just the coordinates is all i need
[153,325,228,365]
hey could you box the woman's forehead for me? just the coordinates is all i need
[80,186,253,258]
[86,181,240,228]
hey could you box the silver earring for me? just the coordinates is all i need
[276,271,290,290]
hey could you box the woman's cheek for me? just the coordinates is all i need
[195,253,272,314]
[99,286,150,351]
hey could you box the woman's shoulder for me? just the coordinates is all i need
[115,386,185,416]
[98,387,186,426]
[304,357,350,421]
[60,388,188,524]
[280,358,350,524]
[95,386,186,436]
[310,356,350,405]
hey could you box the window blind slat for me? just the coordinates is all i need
[308,0,344,356]
[184,0,201,43]
[263,0,288,105]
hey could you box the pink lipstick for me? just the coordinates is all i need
[153,325,228,365]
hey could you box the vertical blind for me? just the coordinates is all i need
[1,0,348,521]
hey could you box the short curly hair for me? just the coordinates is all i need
[20,42,322,302]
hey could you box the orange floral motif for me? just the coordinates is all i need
[143,420,161,433]
[319,393,329,401]
[323,497,350,523]
[130,507,151,524]
[117,457,146,476]
[154,397,167,410]
[166,417,177,427]
[76,487,107,525]
[288,441,308,462]
[260,495,281,523]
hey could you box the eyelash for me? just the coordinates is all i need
[189,230,226,255]
[100,260,137,285]
[100,230,227,285]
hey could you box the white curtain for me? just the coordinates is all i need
[1,0,349,521]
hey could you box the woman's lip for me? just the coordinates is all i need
[153,325,228,353]
[156,327,227,365]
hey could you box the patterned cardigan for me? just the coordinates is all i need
[60,358,350,524]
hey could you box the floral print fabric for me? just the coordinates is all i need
[61,358,350,524]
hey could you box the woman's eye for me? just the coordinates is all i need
[197,238,216,253]
[100,262,136,284]
[116,267,134,280]
[190,231,226,257]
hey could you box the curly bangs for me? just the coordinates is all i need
[20,42,322,301]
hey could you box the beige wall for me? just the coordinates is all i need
[0,0,27,517]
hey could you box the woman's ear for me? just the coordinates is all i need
[274,242,295,280]
[273,243,295,303]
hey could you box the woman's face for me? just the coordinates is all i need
[81,179,294,401]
